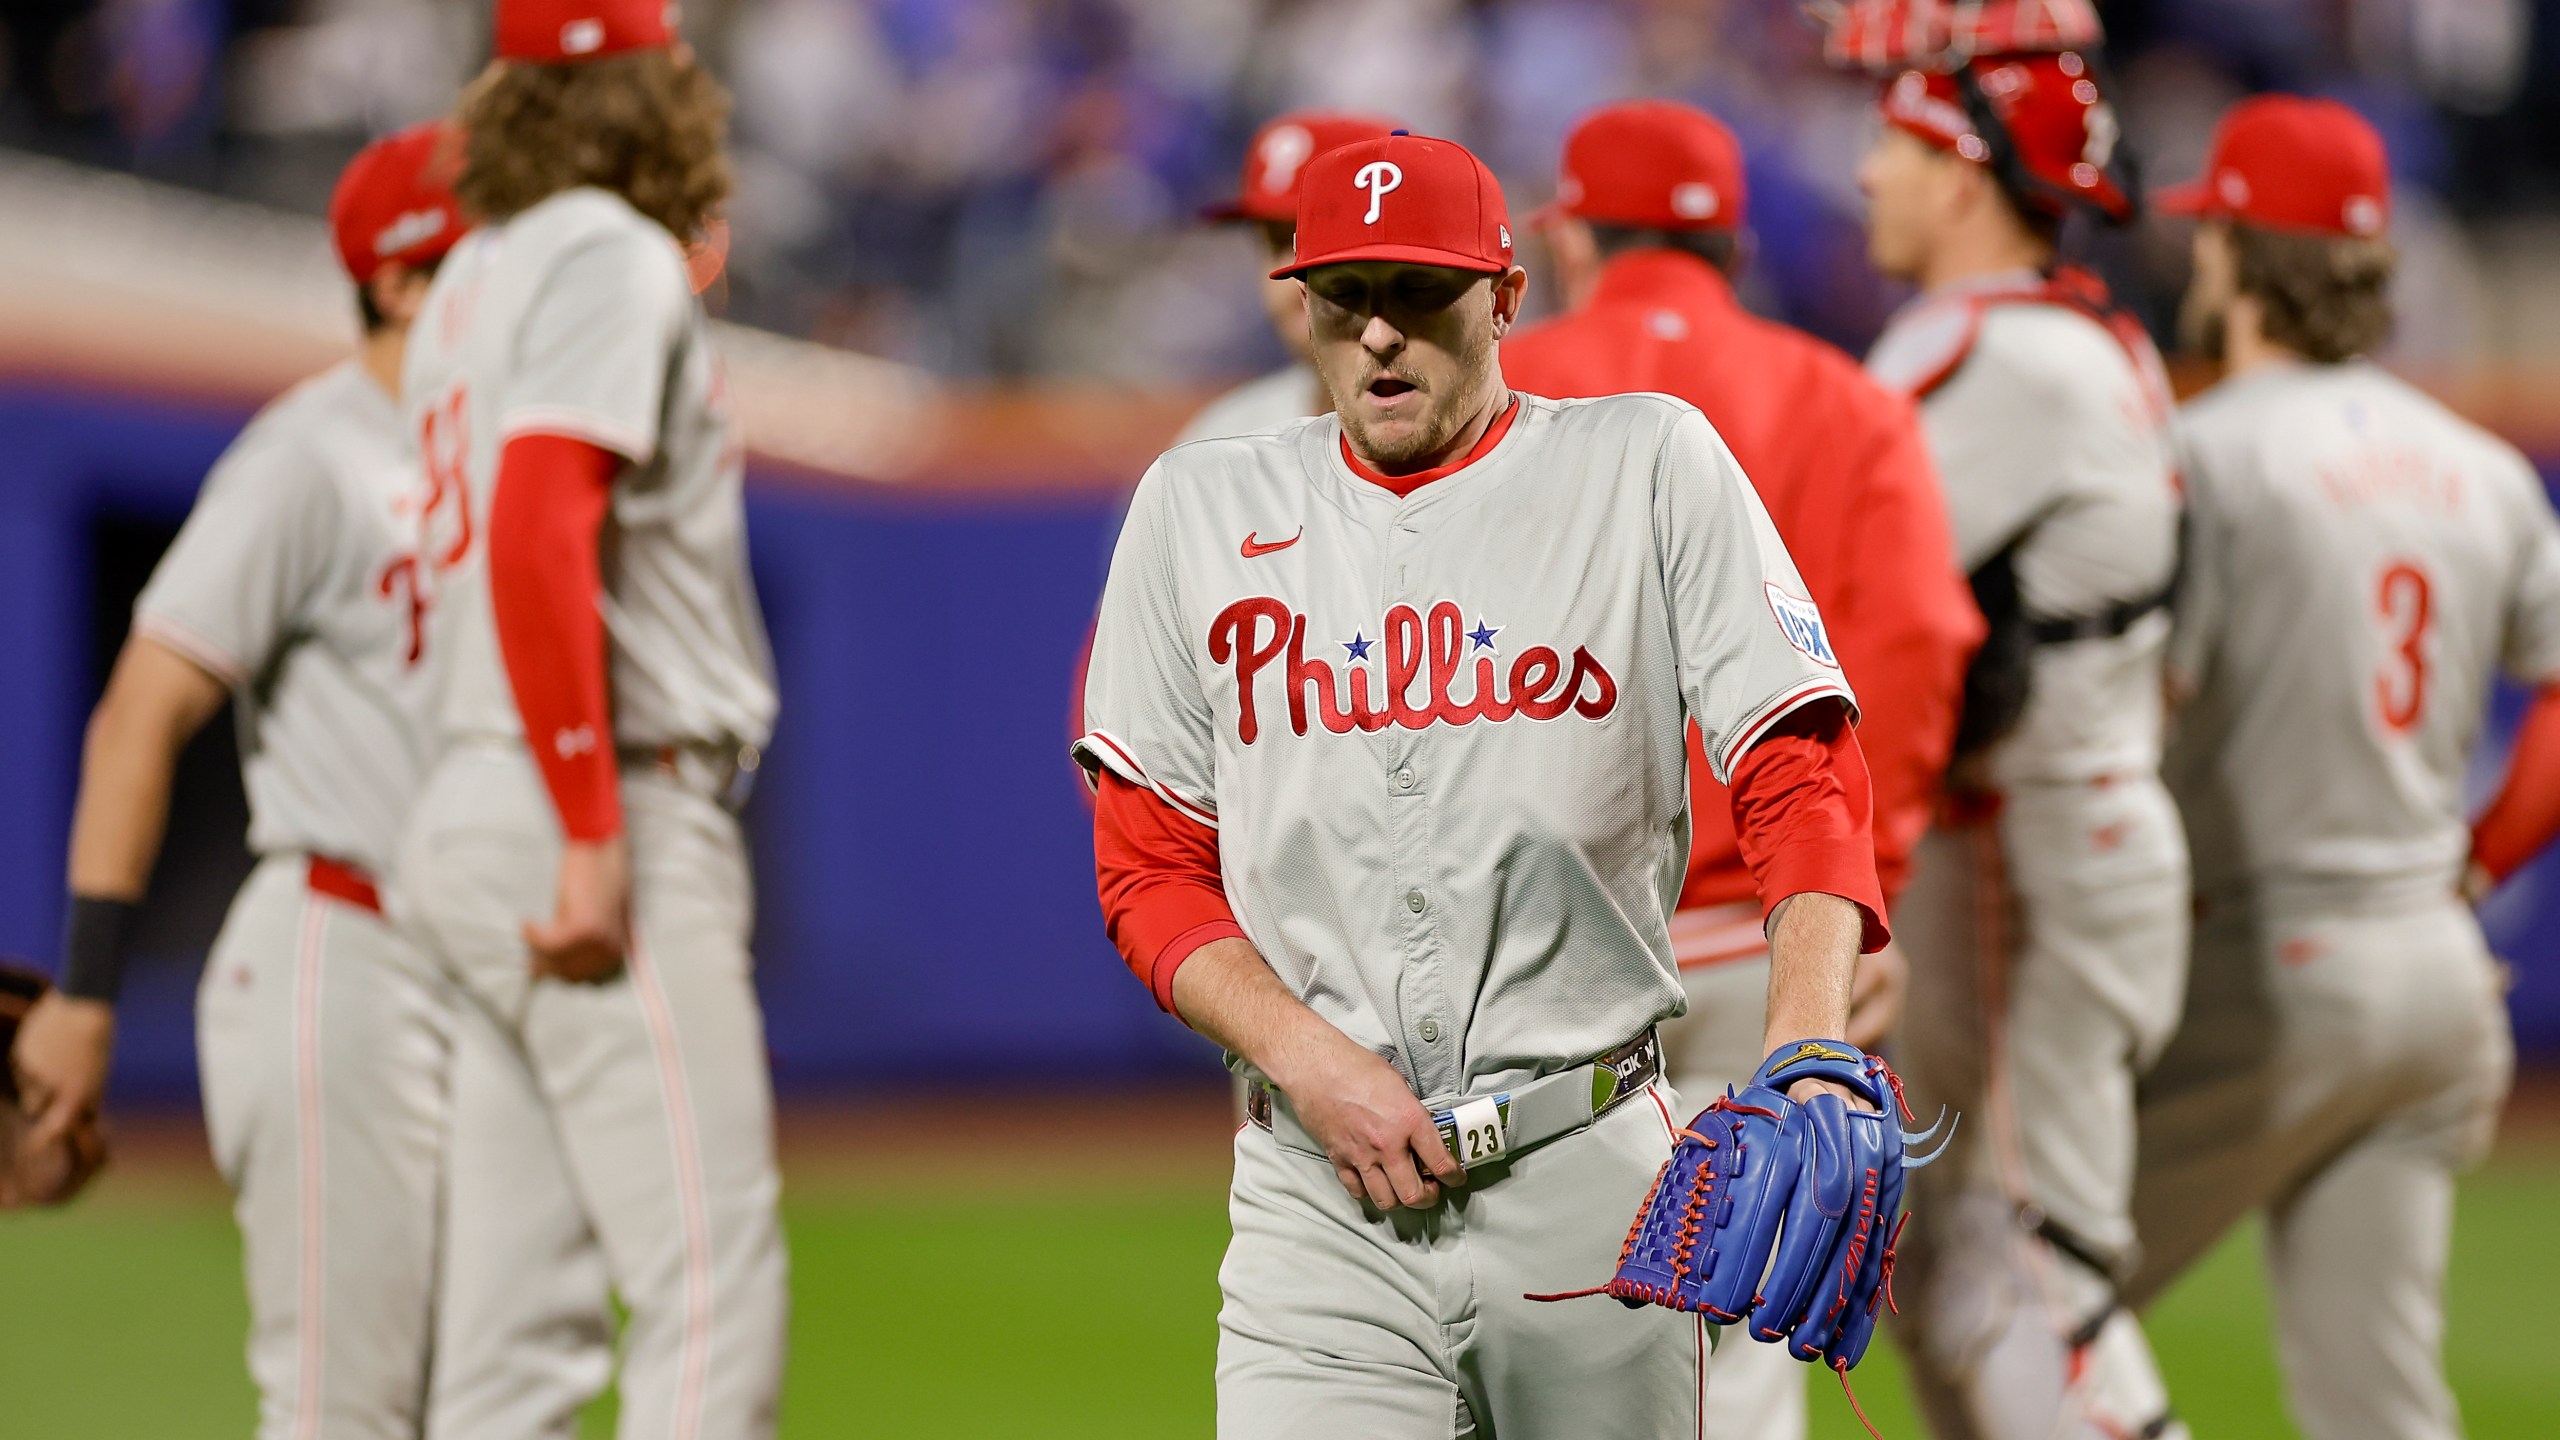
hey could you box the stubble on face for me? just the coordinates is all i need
[1306,264,1502,470]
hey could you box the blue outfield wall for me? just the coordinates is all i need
[1,381,2555,1103]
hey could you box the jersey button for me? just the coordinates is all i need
[1405,889,1427,913]
[1393,767,1416,792]
[1418,1019,1441,1043]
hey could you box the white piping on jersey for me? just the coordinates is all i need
[1074,729,1220,829]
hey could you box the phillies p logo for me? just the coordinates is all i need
[1354,161,1403,224]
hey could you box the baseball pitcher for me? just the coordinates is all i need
[393,3,786,1434]
[6,125,466,1437]
[2111,96,2560,1440]
[1837,24,2193,1439]
[1080,131,1911,1439]
[1504,97,1982,1440]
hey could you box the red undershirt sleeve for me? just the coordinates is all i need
[2471,683,2560,885]
[489,432,623,843]
[1093,772,1244,1013]
[1728,698,1890,953]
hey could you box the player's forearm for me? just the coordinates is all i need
[67,638,229,901]
[1168,938,1372,1094]
[1760,891,1860,1050]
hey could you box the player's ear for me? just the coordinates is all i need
[1490,266,1530,335]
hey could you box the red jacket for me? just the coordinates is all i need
[1505,250,1981,921]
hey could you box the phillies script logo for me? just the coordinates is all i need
[1209,597,1617,743]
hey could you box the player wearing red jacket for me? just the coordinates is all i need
[1504,102,1978,1440]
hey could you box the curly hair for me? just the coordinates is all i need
[2231,222,2396,364]
[455,50,732,242]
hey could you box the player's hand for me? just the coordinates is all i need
[1282,1034,1466,1212]
[11,992,116,1154]
[1845,941,1909,1051]
[2459,862,2495,908]
[527,837,631,985]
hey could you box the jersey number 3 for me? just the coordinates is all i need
[2376,561,2433,735]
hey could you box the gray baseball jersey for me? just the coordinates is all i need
[2165,359,2560,901]
[402,186,775,755]
[1869,275,2181,785]
[1174,363,1326,446]
[1075,393,1853,1100]
[135,360,433,875]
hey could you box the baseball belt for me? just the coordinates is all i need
[622,741,761,811]
[1248,1028,1662,1176]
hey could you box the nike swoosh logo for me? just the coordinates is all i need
[1241,529,1302,558]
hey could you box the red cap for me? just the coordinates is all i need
[1818,0,2102,73]
[328,122,467,285]
[1879,51,2133,222]
[1537,100,1744,232]
[1204,111,1399,224]
[493,0,675,62]
[1271,133,1514,279]
[2155,95,2390,239]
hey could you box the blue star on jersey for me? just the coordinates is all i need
[1469,620,1501,652]
[1344,632,1373,661]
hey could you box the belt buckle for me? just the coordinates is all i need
[1591,1029,1661,1113]
[720,743,761,810]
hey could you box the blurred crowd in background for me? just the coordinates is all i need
[6,0,2559,383]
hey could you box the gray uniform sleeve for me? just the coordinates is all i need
[133,426,345,686]
[1073,461,1220,824]
[2500,458,2560,684]
[501,229,688,462]
[1654,407,1857,782]
[2164,419,2233,695]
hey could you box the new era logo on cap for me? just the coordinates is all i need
[1273,133,1514,279]
[374,207,450,258]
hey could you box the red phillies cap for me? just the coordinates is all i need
[1879,51,2133,221]
[494,0,675,62]
[328,121,467,285]
[1537,100,1744,231]
[2155,95,2390,239]
[1272,133,1514,279]
[1204,111,1400,224]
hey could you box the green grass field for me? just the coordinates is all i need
[3,1118,2554,1438]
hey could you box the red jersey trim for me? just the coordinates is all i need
[133,613,250,689]
[1337,397,1522,497]
[1712,680,1858,784]
[1073,729,1219,829]
[1152,920,1245,1011]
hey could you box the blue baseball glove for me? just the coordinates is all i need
[1532,1039,1950,1376]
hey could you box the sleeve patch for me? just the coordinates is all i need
[1764,584,1842,669]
